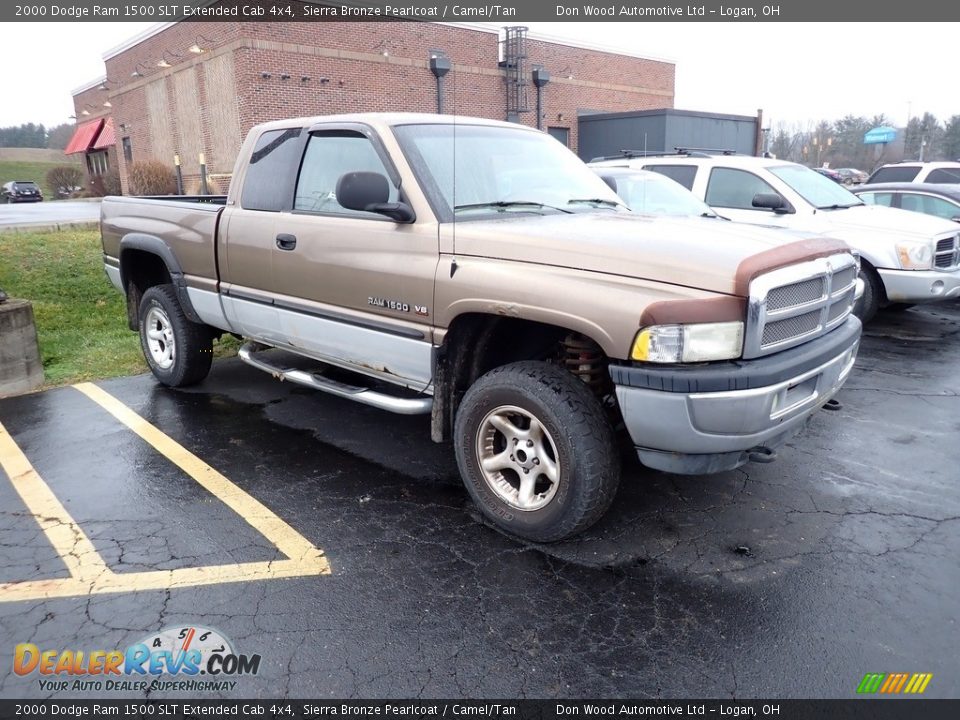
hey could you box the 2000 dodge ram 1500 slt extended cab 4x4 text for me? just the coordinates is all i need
[101,113,862,542]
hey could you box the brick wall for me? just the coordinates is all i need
[90,20,675,191]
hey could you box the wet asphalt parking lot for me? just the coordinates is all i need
[0,302,958,700]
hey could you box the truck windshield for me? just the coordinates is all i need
[768,164,864,210]
[392,123,624,219]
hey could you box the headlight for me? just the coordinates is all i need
[631,321,744,363]
[895,241,934,270]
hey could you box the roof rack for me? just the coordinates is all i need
[589,146,738,162]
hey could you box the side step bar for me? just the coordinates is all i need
[238,342,432,415]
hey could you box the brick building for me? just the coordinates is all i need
[70,19,675,193]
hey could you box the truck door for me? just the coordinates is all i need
[219,127,307,342]
[267,126,438,391]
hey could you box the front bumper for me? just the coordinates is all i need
[878,268,960,303]
[610,316,861,475]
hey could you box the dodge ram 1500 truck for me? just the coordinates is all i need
[101,113,862,542]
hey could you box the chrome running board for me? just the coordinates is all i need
[238,342,432,415]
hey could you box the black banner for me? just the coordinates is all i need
[2,0,959,23]
[2,700,960,720]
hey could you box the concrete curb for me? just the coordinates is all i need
[0,221,99,234]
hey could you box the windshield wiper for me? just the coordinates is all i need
[817,202,863,210]
[567,197,623,208]
[453,201,572,214]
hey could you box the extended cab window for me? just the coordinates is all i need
[705,168,778,210]
[642,164,697,190]
[294,131,398,217]
[241,128,304,211]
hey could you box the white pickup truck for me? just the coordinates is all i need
[592,153,960,320]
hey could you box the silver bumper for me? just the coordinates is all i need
[616,341,859,474]
[878,268,960,303]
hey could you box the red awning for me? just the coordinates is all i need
[64,118,104,155]
[92,117,115,150]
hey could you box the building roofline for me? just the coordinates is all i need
[100,19,674,66]
[102,22,174,60]
[70,76,107,95]
[436,21,675,64]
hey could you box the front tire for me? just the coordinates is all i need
[138,284,212,387]
[454,361,620,542]
[853,265,882,323]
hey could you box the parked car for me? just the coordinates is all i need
[591,167,720,218]
[836,168,868,186]
[1,180,43,203]
[853,182,960,224]
[813,167,843,184]
[591,152,960,321]
[866,161,960,184]
[100,113,863,542]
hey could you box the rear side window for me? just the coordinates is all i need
[900,193,960,220]
[642,164,697,190]
[925,168,960,183]
[868,166,920,183]
[705,168,778,209]
[240,128,304,212]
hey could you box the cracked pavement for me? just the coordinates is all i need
[0,302,958,699]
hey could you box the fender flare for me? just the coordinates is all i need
[118,233,202,324]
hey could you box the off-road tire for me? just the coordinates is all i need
[138,284,212,387]
[454,361,620,542]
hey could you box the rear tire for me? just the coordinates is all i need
[138,284,212,387]
[853,265,881,323]
[454,361,620,542]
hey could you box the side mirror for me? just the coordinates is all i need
[336,171,415,223]
[752,192,791,213]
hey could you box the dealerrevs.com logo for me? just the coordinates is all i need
[13,625,261,693]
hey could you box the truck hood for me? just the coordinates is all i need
[450,212,836,296]
[812,203,957,240]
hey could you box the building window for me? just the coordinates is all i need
[122,137,133,165]
[86,151,110,176]
[547,127,570,147]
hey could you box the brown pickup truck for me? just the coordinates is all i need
[101,113,862,542]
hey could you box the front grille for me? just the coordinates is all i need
[934,234,960,269]
[761,309,821,345]
[743,252,858,359]
[767,278,824,310]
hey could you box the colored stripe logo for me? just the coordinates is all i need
[857,673,933,694]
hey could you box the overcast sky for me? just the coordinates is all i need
[1,21,956,130]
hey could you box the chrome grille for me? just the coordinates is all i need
[761,310,821,345]
[767,278,825,310]
[743,252,859,359]
[934,234,960,270]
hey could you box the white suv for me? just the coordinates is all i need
[591,153,960,320]
[867,161,960,184]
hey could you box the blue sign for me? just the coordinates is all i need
[864,126,897,145]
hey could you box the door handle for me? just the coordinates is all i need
[276,233,297,251]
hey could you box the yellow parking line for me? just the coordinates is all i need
[0,421,108,580]
[73,382,323,564]
[0,384,330,603]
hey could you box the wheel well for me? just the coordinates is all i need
[431,314,610,442]
[120,249,172,330]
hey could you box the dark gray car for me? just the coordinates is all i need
[1,180,43,203]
